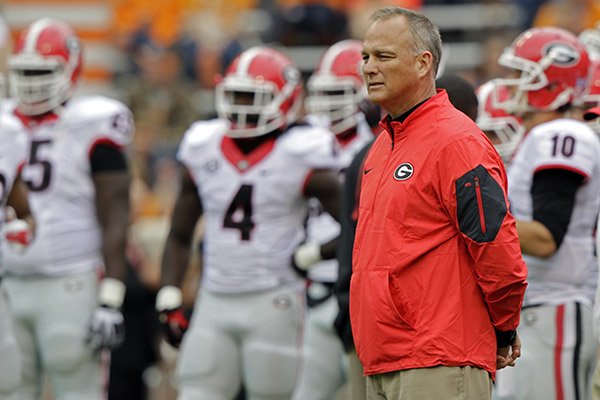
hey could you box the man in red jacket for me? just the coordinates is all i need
[350,6,528,399]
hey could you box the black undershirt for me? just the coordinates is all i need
[531,168,584,249]
[391,98,430,123]
[90,144,127,174]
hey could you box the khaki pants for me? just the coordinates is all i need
[366,365,492,400]
[347,349,367,400]
[592,358,600,400]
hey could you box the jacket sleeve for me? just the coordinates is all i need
[437,135,527,332]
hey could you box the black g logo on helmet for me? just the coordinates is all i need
[543,43,579,66]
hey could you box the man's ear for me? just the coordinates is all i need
[416,51,433,78]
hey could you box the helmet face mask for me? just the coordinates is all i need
[9,18,82,116]
[477,81,525,162]
[491,27,590,114]
[579,22,600,59]
[216,47,303,139]
[574,59,600,108]
[305,40,367,135]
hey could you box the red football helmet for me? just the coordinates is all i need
[9,18,83,116]
[305,39,368,135]
[215,46,303,138]
[492,27,590,113]
[477,81,525,162]
[574,59,600,107]
[579,22,600,60]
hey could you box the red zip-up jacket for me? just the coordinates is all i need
[350,90,527,375]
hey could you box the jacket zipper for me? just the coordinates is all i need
[474,176,486,234]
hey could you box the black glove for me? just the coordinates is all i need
[158,307,192,348]
[156,286,192,348]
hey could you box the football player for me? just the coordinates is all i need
[569,60,600,135]
[155,46,341,400]
[476,80,525,164]
[491,27,600,400]
[0,18,134,399]
[0,119,35,396]
[291,39,375,400]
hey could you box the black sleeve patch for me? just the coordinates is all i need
[455,164,507,243]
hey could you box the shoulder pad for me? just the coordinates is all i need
[528,118,600,176]
[0,101,24,134]
[177,119,228,166]
[64,95,134,146]
[64,96,130,122]
[280,125,339,170]
[180,119,228,149]
[281,124,337,156]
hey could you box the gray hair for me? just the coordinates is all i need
[370,7,442,76]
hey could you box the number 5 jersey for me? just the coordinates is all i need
[1,96,134,277]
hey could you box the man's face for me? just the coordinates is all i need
[361,15,421,115]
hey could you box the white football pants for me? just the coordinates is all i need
[292,290,346,400]
[494,302,597,400]
[1,270,107,400]
[176,283,305,400]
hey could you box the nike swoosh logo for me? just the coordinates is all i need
[363,168,374,175]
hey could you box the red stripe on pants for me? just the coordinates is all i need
[555,305,565,400]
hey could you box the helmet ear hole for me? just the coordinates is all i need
[9,18,83,116]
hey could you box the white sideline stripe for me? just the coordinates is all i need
[4,4,110,27]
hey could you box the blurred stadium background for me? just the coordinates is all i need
[4,1,598,399]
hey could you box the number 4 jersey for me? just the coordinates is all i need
[508,118,600,306]
[1,96,134,277]
[177,119,339,293]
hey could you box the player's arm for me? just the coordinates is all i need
[517,168,584,258]
[161,168,203,287]
[4,174,35,249]
[293,169,341,272]
[86,143,130,351]
[93,145,130,284]
[156,168,203,347]
[307,169,341,223]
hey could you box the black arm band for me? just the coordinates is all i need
[90,144,128,174]
[531,169,584,249]
[496,329,517,347]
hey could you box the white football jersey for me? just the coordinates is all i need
[1,96,134,277]
[0,101,27,202]
[178,119,339,293]
[508,118,600,306]
[0,100,28,266]
[306,114,373,282]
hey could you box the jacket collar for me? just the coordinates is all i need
[379,89,449,140]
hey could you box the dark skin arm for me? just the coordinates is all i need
[161,169,203,288]
[305,169,341,260]
[94,170,130,282]
[7,175,35,234]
